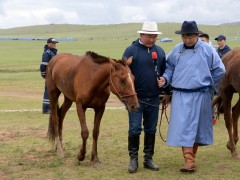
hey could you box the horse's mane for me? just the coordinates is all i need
[85,51,126,66]
[86,51,110,64]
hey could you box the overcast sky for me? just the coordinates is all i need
[0,0,239,29]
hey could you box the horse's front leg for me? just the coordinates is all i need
[91,106,105,164]
[76,103,88,161]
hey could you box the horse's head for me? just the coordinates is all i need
[109,57,139,112]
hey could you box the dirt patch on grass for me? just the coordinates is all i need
[0,128,46,142]
[0,90,123,106]
[0,91,41,100]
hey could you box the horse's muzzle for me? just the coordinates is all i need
[128,104,139,112]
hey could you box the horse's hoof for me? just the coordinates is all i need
[57,151,64,158]
[92,158,101,164]
[77,153,85,161]
[232,152,239,160]
[226,141,231,151]
[91,155,101,164]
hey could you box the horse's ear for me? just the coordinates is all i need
[109,58,117,68]
[126,56,133,66]
[109,57,116,64]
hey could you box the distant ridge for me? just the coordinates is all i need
[219,22,240,26]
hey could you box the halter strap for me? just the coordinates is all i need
[109,65,137,101]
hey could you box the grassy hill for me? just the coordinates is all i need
[1,23,240,42]
[220,21,240,26]
[0,23,239,71]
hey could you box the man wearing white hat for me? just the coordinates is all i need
[122,22,170,173]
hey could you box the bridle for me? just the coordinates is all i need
[109,65,137,103]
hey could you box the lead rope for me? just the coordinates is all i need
[139,98,169,142]
[158,100,169,142]
[109,63,169,141]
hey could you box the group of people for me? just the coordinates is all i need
[200,33,231,124]
[40,21,230,173]
[123,21,227,174]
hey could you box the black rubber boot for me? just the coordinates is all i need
[128,136,139,173]
[143,133,159,171]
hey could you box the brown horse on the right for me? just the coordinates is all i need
[213,48,240,159]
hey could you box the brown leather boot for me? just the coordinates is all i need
[193,143,199,158]
[180,147,196,173]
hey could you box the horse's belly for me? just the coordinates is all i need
[81,92,110,108]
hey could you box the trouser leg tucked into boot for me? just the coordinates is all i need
[128,136,139,173]
[180,147,196,173]
[143,133,159,171]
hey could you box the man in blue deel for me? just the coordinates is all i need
[158,21,225,173]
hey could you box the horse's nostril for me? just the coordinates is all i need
[130,105,138,111]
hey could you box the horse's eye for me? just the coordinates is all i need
[120,79,126,85]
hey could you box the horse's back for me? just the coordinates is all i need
[46,52,111,104]
[48,53,104,75]
[222,48,240,91]
[48,53,97,83]
[48,53,82,73]
[222,48,240,69]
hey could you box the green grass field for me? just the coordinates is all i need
[0,23,240,179]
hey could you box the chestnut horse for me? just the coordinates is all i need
[213,48,240,159]
[45,51,139,163]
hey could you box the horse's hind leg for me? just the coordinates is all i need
[76,102,88,161]
[91,106,105,164]
[231,95,240,159]
[222,91,237,159]
[58,96,73,146]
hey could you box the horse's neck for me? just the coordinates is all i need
[94,63,111,90]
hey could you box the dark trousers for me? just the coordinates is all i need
[128,97,160,136]
[42,82,50,112]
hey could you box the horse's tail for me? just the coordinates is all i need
[212,95,222,119]
[47,104,60,143]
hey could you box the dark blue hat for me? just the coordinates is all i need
[214,35,226,41]
[175,21,203,34]
[47,38,58,44]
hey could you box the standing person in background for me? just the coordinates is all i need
[199,33,217,125]
[122,22,170,173]
[40,38,58,114]
[214,35,231,114]
[158,21,225,173]
[214,35,231,58]
[199,33,210,43]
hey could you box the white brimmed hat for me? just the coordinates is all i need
[137,22,162,34]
